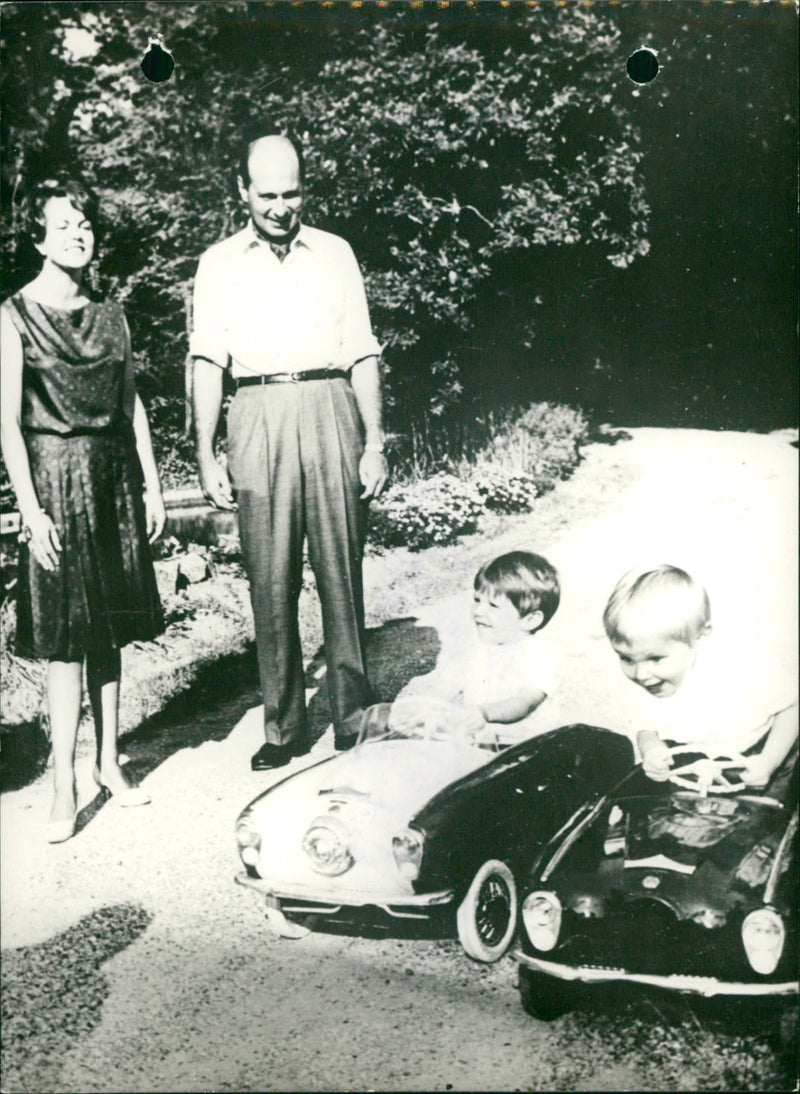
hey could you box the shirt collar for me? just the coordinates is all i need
[242,220,311,254]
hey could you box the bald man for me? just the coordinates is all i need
[191,134,388,770]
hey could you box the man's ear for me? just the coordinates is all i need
[236,175,248,204]
[522,609,545,634]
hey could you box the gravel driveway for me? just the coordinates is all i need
[1,427,796,1093]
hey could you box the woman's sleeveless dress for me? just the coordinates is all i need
[4,293,164,660]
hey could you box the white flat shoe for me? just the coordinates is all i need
[93,765,151,807]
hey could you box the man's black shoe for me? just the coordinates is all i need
[251,740,308,771]
[334,733,359,752]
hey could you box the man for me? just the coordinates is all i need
[191,133,388,770]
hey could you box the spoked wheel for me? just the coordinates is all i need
[456,859,517,962]
[518,963,579,1021]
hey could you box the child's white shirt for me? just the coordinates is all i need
[623,636,796,756]
[458,633,559,740]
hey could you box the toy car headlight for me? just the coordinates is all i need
[302,815,354,876]
[522,890,562,952]
[741,907,785,975]
[392,829,424,881]
[236,819,262,867]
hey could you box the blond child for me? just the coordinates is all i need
[602,564,797,791]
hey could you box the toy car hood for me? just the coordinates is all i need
[543,793,792,924]
[238,737,491,898]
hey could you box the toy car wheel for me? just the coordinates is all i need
[518,964,577,1021]
[456,858,517,962]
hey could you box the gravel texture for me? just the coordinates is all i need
[1,427,796,1093]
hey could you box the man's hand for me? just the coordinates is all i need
[741,754,773,789]
[642,740,673,781]
[198,456,236,511]
[359,450,388,501]
[145,488,167,543]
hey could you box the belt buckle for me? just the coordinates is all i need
[290,371,302,382]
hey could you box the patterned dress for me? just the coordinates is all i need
[3,293,164,661]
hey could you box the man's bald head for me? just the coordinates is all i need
[238,133,305,187]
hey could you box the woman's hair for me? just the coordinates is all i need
[603,564,711,645]
[474,550,561,628]
[26,176,98,244]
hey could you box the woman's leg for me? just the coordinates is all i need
[47,660,83,822]
[86,647,129,791]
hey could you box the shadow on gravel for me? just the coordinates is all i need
[118,645,263,780]
[0,903,152,1091]
[1,617,442,841]
[305,617,441,746]
[588,426,634,446]
[0,719,50,792]
[118,616,440,780]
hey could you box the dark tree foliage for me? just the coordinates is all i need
[0,1,648,429]
[1,0,795,454]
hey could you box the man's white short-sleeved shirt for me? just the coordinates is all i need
[190,223,381,376]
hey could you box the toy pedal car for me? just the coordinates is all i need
[514,747,798,1031]
[235,699,634,961]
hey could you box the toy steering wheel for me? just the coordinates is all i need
[667,744,748,795]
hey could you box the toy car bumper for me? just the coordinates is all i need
[513,950,799,998]
[235,871,454,917]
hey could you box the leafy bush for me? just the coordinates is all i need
[479,401,589,489]
[467,463,539,514]
[369,474,484,551]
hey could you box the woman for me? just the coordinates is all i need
[0,176,166,843]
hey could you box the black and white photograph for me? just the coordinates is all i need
[0,2,797,1091]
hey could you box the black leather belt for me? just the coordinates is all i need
[236,369,348,387]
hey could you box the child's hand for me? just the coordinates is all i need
[741,755,773,789]
[451,704,486,736]
[642,741,673,781]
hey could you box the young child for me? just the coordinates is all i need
[403,550,560,745]
[602,564,798,791]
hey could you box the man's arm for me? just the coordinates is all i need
[190,248,236,511]
[350,354,388,500]
[193,357,235,510]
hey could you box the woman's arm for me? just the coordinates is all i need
[122,318,165,542]
[0,310,61,570]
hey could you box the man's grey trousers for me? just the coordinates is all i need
[227,377,372,746]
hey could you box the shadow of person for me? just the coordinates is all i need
[304,616,442,745]
[1,903,153,1091]
[1,617,441,832]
